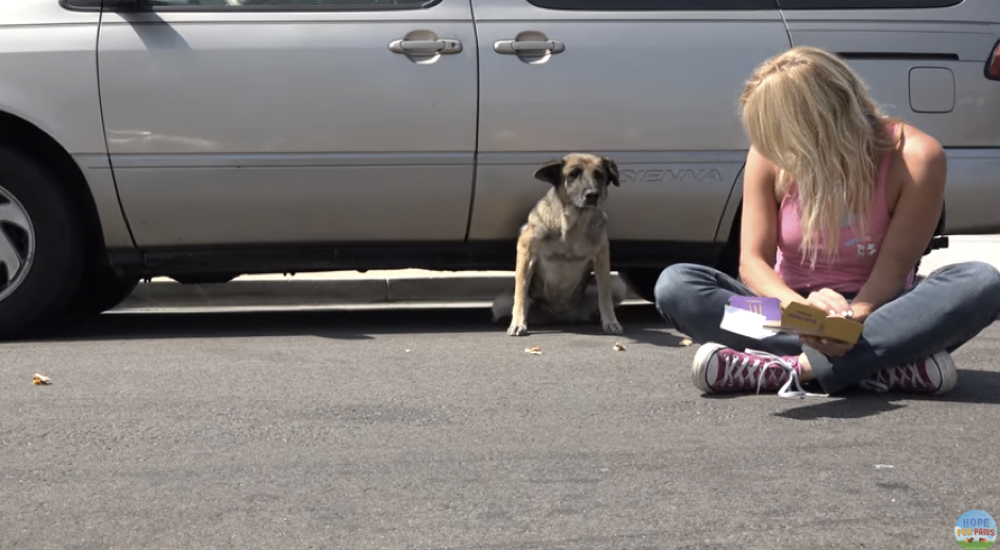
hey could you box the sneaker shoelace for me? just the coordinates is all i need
[742,349,829,400]
[858,361,931,393]
[715,350,759,390]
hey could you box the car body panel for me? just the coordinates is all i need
[933,148,1000,235]
[0,0,994,278]
[468,0,791,242]
[0,8,104,155]
[97,1,478,246]
[0,1,134,249]
[3,0,95,26]
[775,1,1000,234]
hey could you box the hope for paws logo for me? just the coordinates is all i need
[956,510,997,549]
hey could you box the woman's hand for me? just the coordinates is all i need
[800,333,854,357]
[806,288,852,317]
[801,289,856,356]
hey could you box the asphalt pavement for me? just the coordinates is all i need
[2,303,999,549]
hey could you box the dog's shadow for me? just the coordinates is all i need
[772,369,1000,420]
[494,302,690,348]
[595,302,692,347]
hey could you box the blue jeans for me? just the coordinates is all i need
[653,261,1000,394]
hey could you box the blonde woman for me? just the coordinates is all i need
[654,46,1000,398]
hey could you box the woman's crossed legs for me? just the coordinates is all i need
[653,261,1000,397]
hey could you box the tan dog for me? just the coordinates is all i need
[493,153,627,336]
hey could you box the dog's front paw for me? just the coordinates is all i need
[602,320,623,335]
[507,323,529,336]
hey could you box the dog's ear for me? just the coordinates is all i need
[602,157,620,187]
[533,159,564,186]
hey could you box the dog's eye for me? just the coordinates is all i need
[569,169,582,180]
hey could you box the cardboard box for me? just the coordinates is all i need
[727,296,863,345]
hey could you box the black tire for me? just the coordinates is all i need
[66,265,140,316]
[0,146,84,338]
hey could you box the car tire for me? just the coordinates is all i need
[0,146,84,338]
[66,265,140,316]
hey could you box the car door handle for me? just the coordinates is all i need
[389,38,463,56]
[494,39,565,55]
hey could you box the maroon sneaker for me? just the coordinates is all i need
[691,343,823,399]
[859,350,958,395]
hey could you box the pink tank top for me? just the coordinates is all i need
[774,148,915,294]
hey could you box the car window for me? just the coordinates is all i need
[141,0,433,8]
[525,0,775,10]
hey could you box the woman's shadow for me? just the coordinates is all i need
[773,368,1000,420]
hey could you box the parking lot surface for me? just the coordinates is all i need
[2,304,998,549]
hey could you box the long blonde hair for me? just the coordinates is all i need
[739,46,900,267]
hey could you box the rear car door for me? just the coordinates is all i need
[97,0,478,247]
[468,0,791,256]
[776,0,1000,237]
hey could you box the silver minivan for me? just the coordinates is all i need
[0,0,997,337]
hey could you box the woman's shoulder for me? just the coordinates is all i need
[885,122,947,213]
[897,122,947,178]
[745,145,786,203]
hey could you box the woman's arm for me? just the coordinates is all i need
[851,127,947,321]
[739,146,809,308]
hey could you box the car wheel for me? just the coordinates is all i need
[66,265,140,316]
[0,146,84,338]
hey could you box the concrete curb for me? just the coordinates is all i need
[119,273,644,309]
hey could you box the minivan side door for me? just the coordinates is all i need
[468,0,791,249]
[98,0,478,247]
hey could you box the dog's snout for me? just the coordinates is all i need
[584,191,600,205]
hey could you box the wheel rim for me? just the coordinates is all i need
[0,185,34,302]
